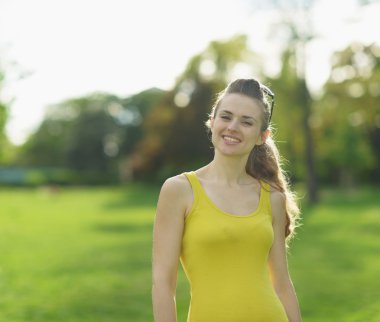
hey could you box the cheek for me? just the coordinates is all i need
[211,118,225,134]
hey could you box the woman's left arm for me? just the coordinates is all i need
[268,190,302,322]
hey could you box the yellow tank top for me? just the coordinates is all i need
[179,171,288,322]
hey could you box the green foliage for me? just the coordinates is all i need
[313,43,380,184]
[0,185,379,321]
[5,35,380,186]
[0,68,11,164]
[268,49,309,181]
[180,34,251,82]
[0,102,6,137]
[16,89,165,183]
[18,118,72,167]
[268,42,380,186]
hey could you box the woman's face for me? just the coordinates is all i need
[210,93,267,157]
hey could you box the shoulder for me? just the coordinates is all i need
[160,173,192,196]
[268,186,286,222]
[158,173,193,213]
[269,188,286,206]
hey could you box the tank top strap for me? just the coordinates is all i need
[183,171,201,210]
[259,180,272,217]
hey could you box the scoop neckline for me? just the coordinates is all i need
[191,171,264,218]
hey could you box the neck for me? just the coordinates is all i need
[204,151,254,186]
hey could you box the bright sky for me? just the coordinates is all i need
[1,0,379,145]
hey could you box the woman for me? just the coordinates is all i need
[152,78,302,322]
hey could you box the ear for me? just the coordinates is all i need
[257,129,270,145]
[209,116,214,131]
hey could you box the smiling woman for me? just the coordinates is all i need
[152,78,302,322]
[208,93,266,157]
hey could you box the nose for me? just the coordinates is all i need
[227,119,239,131]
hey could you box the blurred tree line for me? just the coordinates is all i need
[1,35,379,192]
[0,67,13,165]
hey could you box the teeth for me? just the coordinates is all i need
[223,136,240,142]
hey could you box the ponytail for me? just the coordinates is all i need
[246,137,301,245]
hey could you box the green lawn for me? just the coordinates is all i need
[0,184,379,322]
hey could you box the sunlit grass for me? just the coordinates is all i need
[0,185,157,322]
[288,187,380,322]
[0,184,379,321]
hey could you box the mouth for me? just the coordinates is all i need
[222,135,241,144]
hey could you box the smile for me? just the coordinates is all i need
[222,135,241,143]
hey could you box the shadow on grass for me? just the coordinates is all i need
[50,238,153,321]
[318,186,380,207]
[101,184,160,211]
[358,223,380,235]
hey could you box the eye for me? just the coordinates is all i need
[242,121,253,126]
[220,115,231,120]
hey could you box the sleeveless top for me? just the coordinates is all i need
[179,171,289,322]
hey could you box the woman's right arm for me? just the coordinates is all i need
[152,175,191,322]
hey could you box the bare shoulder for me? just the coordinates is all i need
[158,173,193,215]
[269,188,286,206]
[268,186,286,221]
[160,173,192,197]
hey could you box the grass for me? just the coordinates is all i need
[0,184,379,321]
[0,184,157,322]
[289,187,380,322]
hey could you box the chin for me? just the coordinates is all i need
[216,147,249,158]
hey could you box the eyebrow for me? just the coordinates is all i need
[219,109,256,121]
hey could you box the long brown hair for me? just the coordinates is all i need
[206,78,301,245]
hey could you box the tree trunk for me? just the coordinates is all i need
[300,79,318,204]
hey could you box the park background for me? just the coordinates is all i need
[1,0,380,321]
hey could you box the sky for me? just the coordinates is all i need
[1,0,379,145]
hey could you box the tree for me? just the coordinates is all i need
[19,93,123,172]
[314,43,380,185]
[0,66,14,165]
[18,88,166,183]
[262,0,379,198]
[265,0,319,203]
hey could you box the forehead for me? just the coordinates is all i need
[218,93,263,117]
